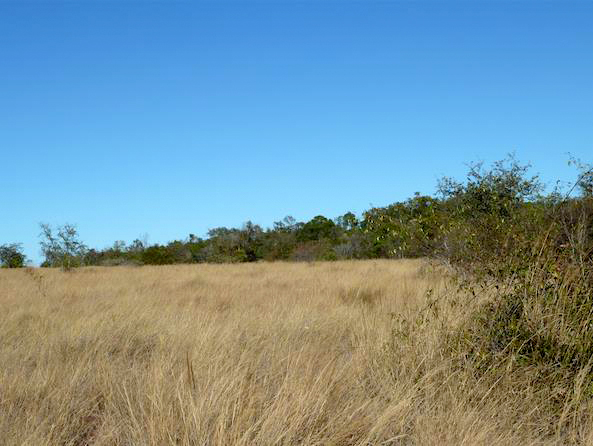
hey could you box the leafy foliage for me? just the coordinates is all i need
[0,243,26,268]
[362,194,444,258]
[443,160,593,420]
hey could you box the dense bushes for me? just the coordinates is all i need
[8,156,589,273]
[436,160,593,430]
[461,195,593,362]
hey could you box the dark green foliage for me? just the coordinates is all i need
[297,215,339,242]
[0,243,26,268]
[204,223,264,263]
[141,245,177,265]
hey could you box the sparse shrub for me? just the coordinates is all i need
[291,240,336,261]
[333,232,371,259]
[290,242,320,262]
[39,223,88,270]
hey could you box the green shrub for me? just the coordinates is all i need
[450,183,593,424]
[141,245,176,265]
[0,243,26,268]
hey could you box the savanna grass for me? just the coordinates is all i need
[1,260,592,445]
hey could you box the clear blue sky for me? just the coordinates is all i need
[1,1,592,264]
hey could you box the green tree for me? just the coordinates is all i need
[0,243,26,268]
[263,216,300,260]
[336,212,359,233]
[39,223,88,270]
[141,244,175,265]
[238,221,264,262]
[297,215,338,242]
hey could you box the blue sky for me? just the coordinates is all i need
[1,1,592,264]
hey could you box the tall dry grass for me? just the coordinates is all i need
[1,260,591,445]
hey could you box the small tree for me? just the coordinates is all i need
[297,215,338,242]
[0,243,26,268]
[336,211,359,233]
[39,223,88,270]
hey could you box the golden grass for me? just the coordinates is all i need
[1,260,591,445]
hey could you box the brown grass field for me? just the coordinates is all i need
[1,260,592,445]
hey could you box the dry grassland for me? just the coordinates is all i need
[0,260,589,445]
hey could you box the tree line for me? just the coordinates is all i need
[1,155,591,271]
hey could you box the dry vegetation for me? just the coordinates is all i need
[1,260,592,445]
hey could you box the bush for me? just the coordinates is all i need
[447,165,593,426]
[436,155,545,273]
[141,245,176,265]
[0,243,26,268]
[362,194,444,259]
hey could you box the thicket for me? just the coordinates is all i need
[443,158,593,370]
[79,156,591,270]
[439,157,593,436]
[2,155,590,271]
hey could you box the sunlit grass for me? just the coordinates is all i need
[1,260,590,445]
